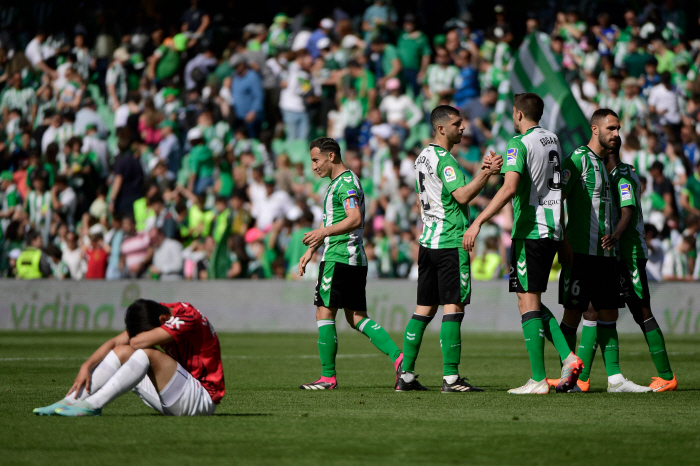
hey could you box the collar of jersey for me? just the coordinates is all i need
[522,125,541,135]
[330,168,352,183]
[429,143,449,153]
[584,145,603,159]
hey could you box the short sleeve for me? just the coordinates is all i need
[560,153,583,196]
[616,175,636,209]
[421,35,431,56]
[161,304,198,341]
[501,138,527,175]
[438,155,467,193]
[337,178,361,210]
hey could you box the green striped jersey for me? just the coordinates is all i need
[610,162,648,260]
[561,145,614,257]
[0,87,36,119]
[415,143,469,249]
[502,125,563,240]
[321,169,367,266]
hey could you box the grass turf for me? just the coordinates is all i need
[1,330,699,465]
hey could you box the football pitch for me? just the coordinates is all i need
[2,331,699,466]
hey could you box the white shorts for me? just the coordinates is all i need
[132,363,216,416]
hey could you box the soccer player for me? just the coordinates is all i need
[462,93,584,394]
[298,137,403,390]
[556,109,651,393]
[600,130,677,391]
[33,299,225,416]
[396,105,502,392]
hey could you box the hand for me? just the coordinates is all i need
[601,232,620,250]
[108,201,115,214]
[302,228,327,249]
[298,249,313,276]
[559,238,573,266]
[481,155,492,171]
[149,265,161,274]
[462,223,481,252]
[244,110,257,123]
[66,364,92,397]
[488,150,503,174]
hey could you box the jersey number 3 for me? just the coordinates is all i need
[548,151,561,190]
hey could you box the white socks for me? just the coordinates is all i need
[63,350,122,403]
[86,349,150,409]
[608,373,625,385]
[443,375,459,384]
[401,372,416,383]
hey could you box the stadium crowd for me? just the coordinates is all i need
[0,1,699,282]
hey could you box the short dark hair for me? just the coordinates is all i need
[124,299,171,338]
[590,108,619,127]
[430,105,460,132]
[310,137,342,159]
[513,93,544,122]
[27,230,42,244]
[649,161,664,173]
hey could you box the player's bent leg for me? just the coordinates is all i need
[34,348,125,416]
[301,307,339,390]
[350,310,403,387]
[540,305,575,362]
[57,349,153,416]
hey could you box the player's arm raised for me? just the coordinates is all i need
[67,330,130,397]
[451,152,503,205]
[463,170,520,251]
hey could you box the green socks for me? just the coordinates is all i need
[317,320,338,377]
[521,311,546,381]
[642,317,673,380]
[597,321,621,377]
[540,305,574,361]
[403,314,432,373]
[440,313,464,377]
[357,318,402,362]
[578,320,597,382]
[559,321,578,353]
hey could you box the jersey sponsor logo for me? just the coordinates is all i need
[507,148,518,166]
[562,169,571,185]
[443,166,457,182]
[165,316,185,330]
[620,183,631,201]
[538,198,560,206]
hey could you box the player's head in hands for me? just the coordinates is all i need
[310,137,343,178]
[125,299,172,338]
[590,108,621,154]
[430,105,464,148]
[512,93,544,133]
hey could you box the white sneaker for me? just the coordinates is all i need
[607,378,653,393]
[508,379,550,394]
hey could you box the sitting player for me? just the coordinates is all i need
[33,299,225,416]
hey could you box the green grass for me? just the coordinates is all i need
[1,331,699,465]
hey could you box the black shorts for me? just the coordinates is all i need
[509,238,559,293]
[417,246,471,306]
[558,253,620,311]
[314,261,367,311]
[618,256,651,308]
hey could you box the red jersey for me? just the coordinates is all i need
[159,302,225,404]
[84,247,107,279]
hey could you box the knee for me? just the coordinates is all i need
[563,309,583,327]
[598,309,618,322]
[112,344,136,364]
[316,307,334,322]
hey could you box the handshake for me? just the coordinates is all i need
[480,150,504,175]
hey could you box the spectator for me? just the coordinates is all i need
[648,71,681,128]
[378,78,422,143]
[279,52,317,142]
[662,235,696,281]
[649,161,678,218]
[106,48,129,111]
[16,231,52,279]
[83,231,107,279]
[50,175,77,229]
[397,14,431,97]
[230,54,264,137]
[369,35,402,90]
[148,227,184,280]
[110,137,145,217]
[61,230,83,280]
[1,72,37,124]
[307,18,335,60]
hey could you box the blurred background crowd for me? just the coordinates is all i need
[0,0,699,282]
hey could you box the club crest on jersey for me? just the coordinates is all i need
[443,166,457,182]
[620,183,631,201]
[506,148,517,166]
[562,169,571,185]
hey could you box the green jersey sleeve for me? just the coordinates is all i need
[501,139,527,175]
[616,175,636,209]
[560,153,583,196]
[437,156,467,193]
[336,179,361,210]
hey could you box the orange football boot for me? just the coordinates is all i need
[649,375,678,392]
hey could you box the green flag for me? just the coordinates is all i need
[492,33,590,157]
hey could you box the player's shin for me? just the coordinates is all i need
[440,312,464,382]
[317,320,338,377]
[521,311,546,381]
[641,317,673,380]
[578,320,598,382]
[559,321,578,353]
[85,349,150,409]
[541,305,574,361]
[402,314,433,378]
[597,320,621,377]
[356,318,401,362]
[64,350,122,403]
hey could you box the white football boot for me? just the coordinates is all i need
[508,378,550,394]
